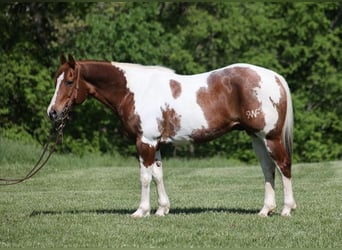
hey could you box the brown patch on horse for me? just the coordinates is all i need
[67,61,148,165]
[266,76,287,140]
[118,91,143,141]
[169,79,182,99]
[266,139,292,178]
[80,62,128,106]
[193,67,265,142]
[80,62,143,141]
[265,76,291,178]
[136,137,157,167]
[157,104,181,141]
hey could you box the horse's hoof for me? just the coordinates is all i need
[281,207,294,217]
[281,211,291,217]
[155,206,170,216]
[258,210,270,217]
[281,202,296,217]
[258,206,276,217]
[131,208,150,218]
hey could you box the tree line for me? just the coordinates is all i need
[1,2,341,163]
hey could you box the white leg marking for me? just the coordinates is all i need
[259,182,276,217]
[131,158,152,218]
[152,151,170,216]
[280,175,296,217]
[252,136,277,217]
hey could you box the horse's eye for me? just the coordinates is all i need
[65,80,73,86]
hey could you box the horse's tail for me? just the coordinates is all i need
[282,77,293,163]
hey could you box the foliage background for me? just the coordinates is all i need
[1,2,341,163]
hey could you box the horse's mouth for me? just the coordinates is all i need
[48,106,71,123]
[48,108,60,121]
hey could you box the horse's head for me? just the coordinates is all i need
[47,54,87,122]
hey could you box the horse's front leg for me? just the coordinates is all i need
[131,157,153,218]
[131,151,170,218]
[153,150,170,216]
[132,139,170,218]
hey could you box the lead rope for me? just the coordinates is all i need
[0,111,68,186]
[0,64,80,186]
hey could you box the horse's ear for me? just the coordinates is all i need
[68,54,76,69]
[60,54,67,65]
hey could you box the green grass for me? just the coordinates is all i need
[0,137,341,248]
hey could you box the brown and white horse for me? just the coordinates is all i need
[47,54,296,217]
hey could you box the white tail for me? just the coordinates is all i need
[282,77,293,162]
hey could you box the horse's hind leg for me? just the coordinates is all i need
[252,136,277,217]
[266,138,296,216]
[152,150,170,216]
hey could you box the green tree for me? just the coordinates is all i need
[1,2,341,162]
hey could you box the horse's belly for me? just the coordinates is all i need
[140,110,211,145]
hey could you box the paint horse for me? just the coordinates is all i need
[47,54,296,217]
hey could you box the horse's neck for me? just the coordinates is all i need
[81,61,129,111]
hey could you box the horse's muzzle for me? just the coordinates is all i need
[47,105,64,122]
[48,105,71,123]
[48,108,59,121]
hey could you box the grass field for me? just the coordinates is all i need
[0,137,341,248]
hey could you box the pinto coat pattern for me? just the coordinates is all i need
[48,55,296,217]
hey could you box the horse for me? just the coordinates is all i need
[47,54,296,217]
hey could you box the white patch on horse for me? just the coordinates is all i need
[47,72,64,115]
[111,62,210,145]
[169,73,212,141]
[250,66,282,134]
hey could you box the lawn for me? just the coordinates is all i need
[0,137,341,248]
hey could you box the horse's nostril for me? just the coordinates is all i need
[48,109,57,121]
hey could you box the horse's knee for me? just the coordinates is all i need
[151,158,163,178]
[139,165,152,186]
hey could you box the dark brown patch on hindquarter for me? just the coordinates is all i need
[194,66,266,141]
[195,69,240,135]
[169,79,182,99]
[229,67,267,134]
[157,104,181,141]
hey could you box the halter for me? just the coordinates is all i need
[67,63,81,106]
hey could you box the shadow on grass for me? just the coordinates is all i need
[30,207,259,217]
